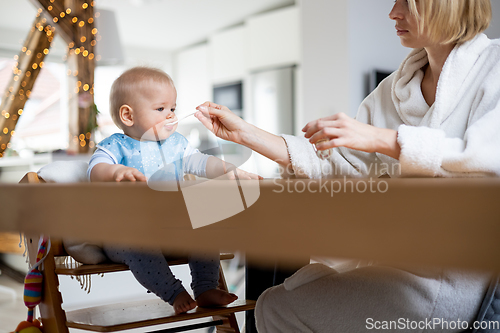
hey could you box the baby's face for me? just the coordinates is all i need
[128,81,178,141]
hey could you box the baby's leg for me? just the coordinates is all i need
[103,246,196,314]
[189,253,238,307]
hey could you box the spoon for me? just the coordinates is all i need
[165,112,196,126]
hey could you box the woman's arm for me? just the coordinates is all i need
[195,102,292,167]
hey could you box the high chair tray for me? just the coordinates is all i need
[65,299,257,332]
[55,253,235,276]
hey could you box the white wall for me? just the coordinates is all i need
[348,0,409,116]
[485,0,500,39]
[300,0,350,124]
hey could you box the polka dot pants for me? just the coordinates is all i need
[103,246,219,305]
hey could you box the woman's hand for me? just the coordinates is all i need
[195,101,292,167]
[302,112,401,159]
[195,102,249,145]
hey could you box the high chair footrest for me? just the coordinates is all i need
[55,254,235,276]
[65,299,257,332]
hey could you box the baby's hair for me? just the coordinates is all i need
[109,67,175,129]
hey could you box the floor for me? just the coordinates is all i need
[0,274,28,333]
[0,254,246,333]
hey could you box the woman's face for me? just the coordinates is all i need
[389,0,431,48]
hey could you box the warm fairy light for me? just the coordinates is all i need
[43,48,49,55]
[37,8,42,13]
[75,48,80,54]
[41,18,46,24]
[13,76,19,81]
[1,144,5,150]
[19,89,24,95]
[39,62,44,68]
[80,141,86,147]
[11,131,15,136]
[77,81,82,87]
[91,1,95,6]
[60,12,65,18]
[72,17,78,23]
[86,132,91,139]
[83,50,88,57]
[82,3,89,9]
[26,90,31,97]
[79,21,85,27]
[91,28,97,35]
[3,128,8,134]
[18,109,23,115]
[83,84,89,91]
[50,0,55,3]
[26,50,31,55]
[90,40,96,46]
[4,113,9,119]
[79,134,85,140]
[48,5,53,11]
[12,114,17,121]
[88,53,94,60]
[32,63,38,70]
[53,17,58,23]
[89,141,95,148]
[88,18,94,24]
[37,52,42,58]
[26,71,31,77]
[81,36,86,43]
[21,81,26,87]
[22,47,27,52]
[69,42,75,48]
[66,8,71,14]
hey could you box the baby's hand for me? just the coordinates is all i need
[224,168,262,180]
[112,165,147,182]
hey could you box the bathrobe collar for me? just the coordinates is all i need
[391,33,490,128]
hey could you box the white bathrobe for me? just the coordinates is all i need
[255,34,499,332]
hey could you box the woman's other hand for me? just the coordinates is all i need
[195,102,248,145]
[302,112,401,159]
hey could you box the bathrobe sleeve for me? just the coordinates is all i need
[397,60,500,177]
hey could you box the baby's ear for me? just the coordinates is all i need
[119,105,134,127]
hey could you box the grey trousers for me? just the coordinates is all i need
[103,245,220,305]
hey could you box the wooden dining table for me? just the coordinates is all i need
[1,177,499,271]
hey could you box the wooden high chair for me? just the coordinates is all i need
[20,172,256,333]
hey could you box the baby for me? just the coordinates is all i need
[88,66,259,314]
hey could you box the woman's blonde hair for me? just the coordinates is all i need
[407,0,492,44]
[109,67,175,129]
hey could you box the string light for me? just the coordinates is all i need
[1,2,97,156]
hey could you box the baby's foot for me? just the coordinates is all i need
[196,289,238,308]
[173,291,196,314]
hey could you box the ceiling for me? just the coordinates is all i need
[0,0,295,51]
